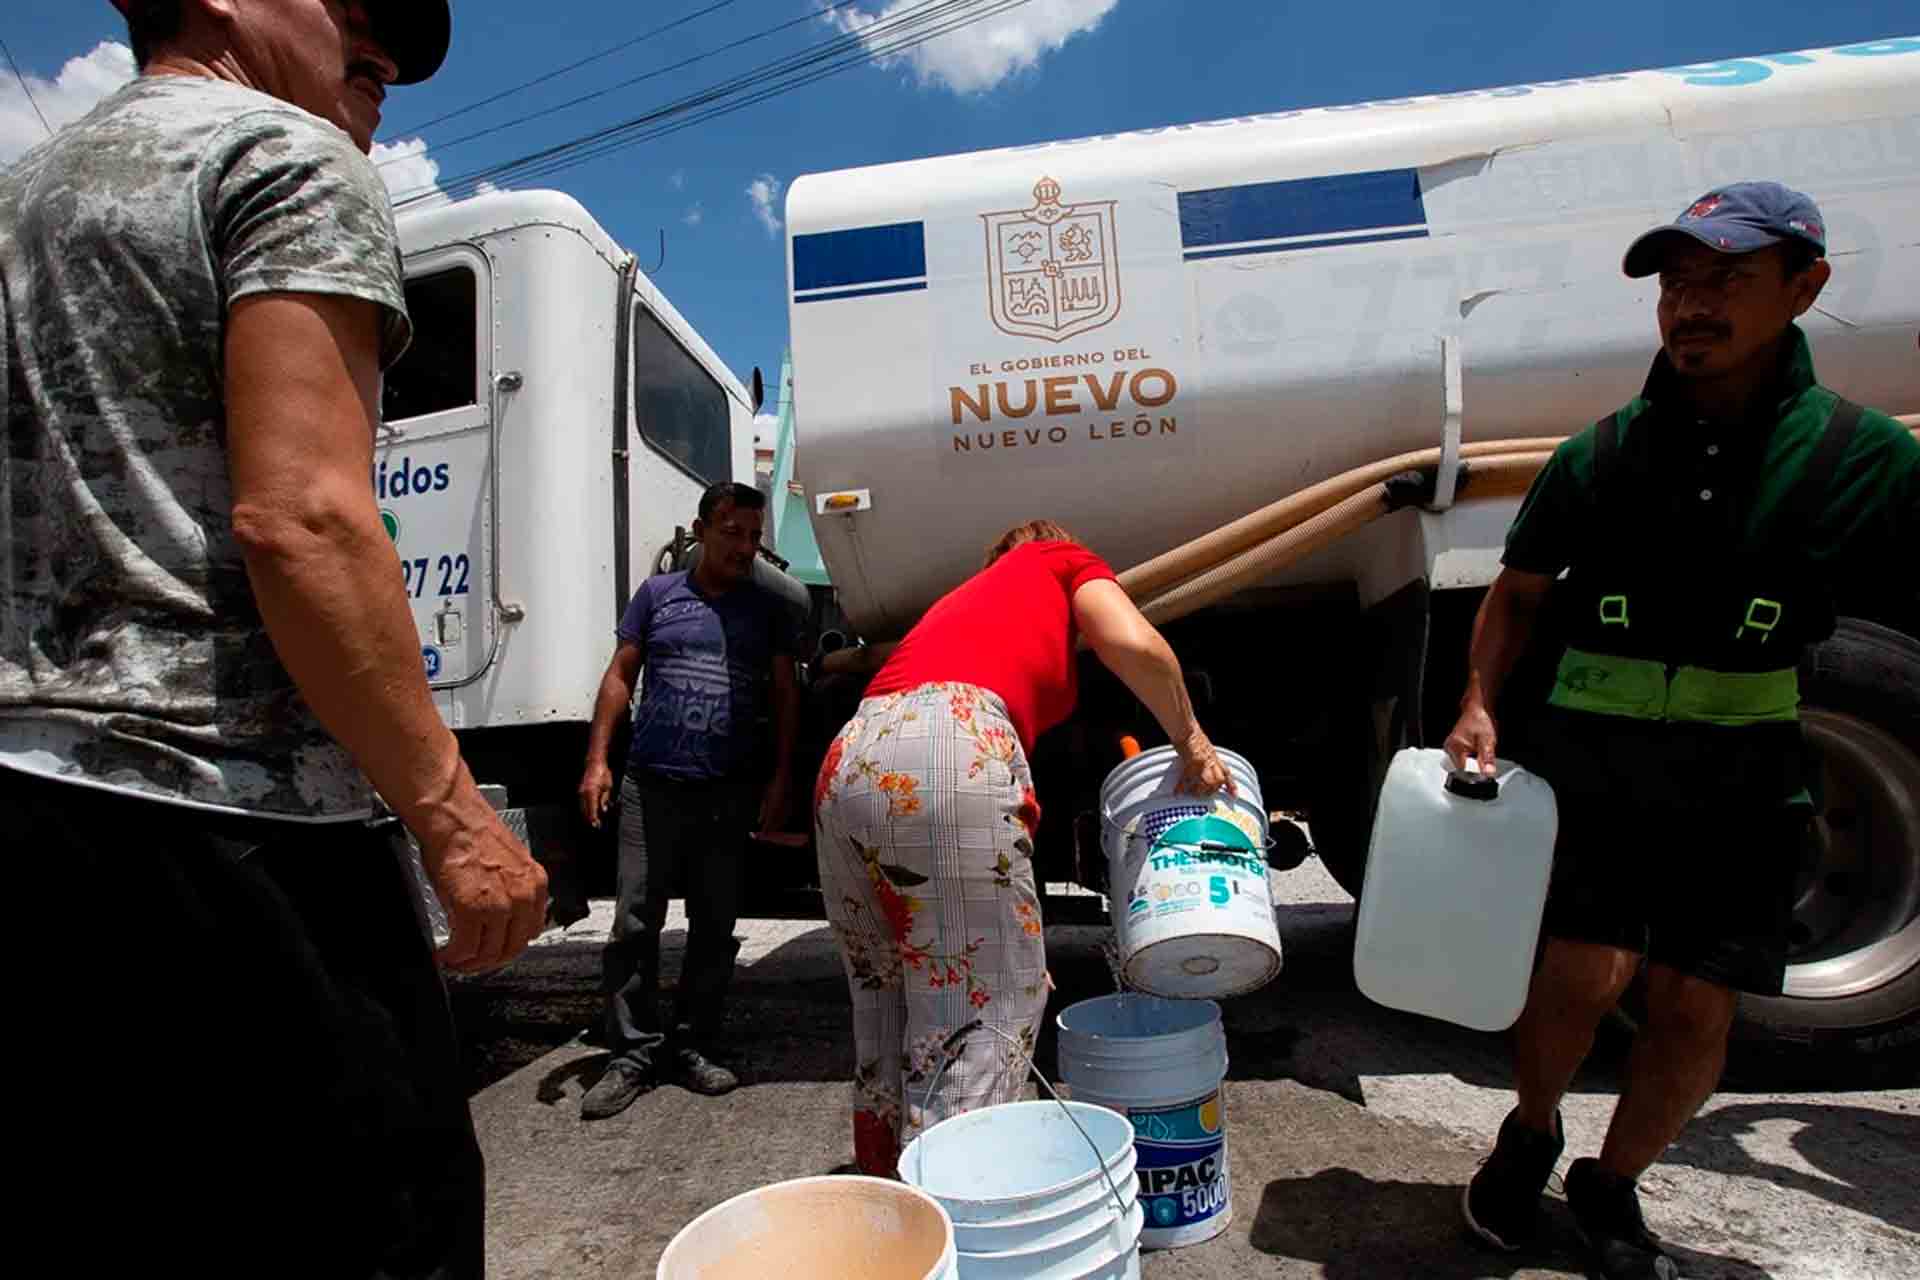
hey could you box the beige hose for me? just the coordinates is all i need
[1116,437,1566,600]
[1135,453,1550,629]
[821,423,1918,675]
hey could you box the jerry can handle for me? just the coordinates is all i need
[1445,768,1500,802]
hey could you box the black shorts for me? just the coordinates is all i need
[1540,795,1807,996]
[1510,710,1809,996]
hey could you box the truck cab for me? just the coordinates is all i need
[386,190,763,920]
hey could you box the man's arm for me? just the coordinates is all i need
[225,292,547,972]
[1444,567,1557,774]
[580,640,644,828]
[757,653,800,834]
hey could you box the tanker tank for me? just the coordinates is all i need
[786,37,1920,638]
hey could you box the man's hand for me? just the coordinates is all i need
[757,768,793,837]
[1445,703,1499,775]
[422,808,550,974]
[579,758,615,829]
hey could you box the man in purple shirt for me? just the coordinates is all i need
[576,482,801,1117]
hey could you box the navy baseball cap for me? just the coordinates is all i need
[110,1,450,85]
[1622,182,1827,278]
[372,0,452,86]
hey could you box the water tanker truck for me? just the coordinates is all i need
[780,37,1920,1067]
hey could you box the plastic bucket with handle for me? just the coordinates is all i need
[1101,745,1281,998]
[1057,994,1233,1248]
[901,1099,1143,1278]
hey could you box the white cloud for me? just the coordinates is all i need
[746,174,783,236]
[373,138,503,210]
[669,170,686,191]
[1,42,136,164]
[372,137,446,205]
[683,202,705,228]
[828,0,1117,95]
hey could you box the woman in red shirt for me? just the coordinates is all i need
[814,520,1230,1176]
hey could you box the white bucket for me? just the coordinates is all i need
[657,1175,957,1280]
[946,1145,1138,1254]
[1100,745,1282,998]
[1076,1245,1141,1279]
[900,1100,1142,1279]
[954,1202,1144,1279]
[1056,995,1233,1249]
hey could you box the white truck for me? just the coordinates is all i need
[780,37,1920,1067]
[382,189,797,923]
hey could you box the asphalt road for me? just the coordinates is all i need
[451,860,1919,1280]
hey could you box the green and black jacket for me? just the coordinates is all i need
[1502,326,1918,799]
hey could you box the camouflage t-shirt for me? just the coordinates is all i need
[0,76,411,819]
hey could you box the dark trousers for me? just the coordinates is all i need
[602,771,753,1060]
[14,767,483,1280]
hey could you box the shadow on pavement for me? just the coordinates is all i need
[1248,1168,1778,1280]
[537,1050,610,1107]
[1664,1101,1920,1237]
[455,900,1900,1108]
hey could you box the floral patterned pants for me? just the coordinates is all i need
[814,682,1048,1177]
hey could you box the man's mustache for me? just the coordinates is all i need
[1670,323,1731,343]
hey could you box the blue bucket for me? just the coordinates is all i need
[1057,995,1233,1249]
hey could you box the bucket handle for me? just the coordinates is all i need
[913,1019,1133,1223]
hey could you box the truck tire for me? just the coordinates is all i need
[1732,618,1920,1077]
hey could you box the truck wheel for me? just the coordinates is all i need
[1733,618,1920,1077]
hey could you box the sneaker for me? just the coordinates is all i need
[580,1057,654,1121]
[1463,1108,1565,1251]
[671,1045,739,1096]
[1565,1158,1682,1279]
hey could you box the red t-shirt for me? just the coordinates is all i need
[865,541,1118,753]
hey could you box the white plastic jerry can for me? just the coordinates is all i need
[1353,749,1558,1032]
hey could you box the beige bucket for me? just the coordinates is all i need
[657,1175,958,1280]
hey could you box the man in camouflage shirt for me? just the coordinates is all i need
[2,3,545,1273]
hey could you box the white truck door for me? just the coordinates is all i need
[379,245,496,698]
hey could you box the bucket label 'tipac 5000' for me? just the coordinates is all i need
[1129,1089,1230,1233]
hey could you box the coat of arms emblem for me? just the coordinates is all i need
[982,178,1121,343]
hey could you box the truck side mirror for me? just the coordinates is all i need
[750,366,765,413]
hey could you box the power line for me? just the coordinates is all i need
[485,0,1033,191]
[493,0,1036,190]
[1,37,54,138]
[382,0,866,168]
[395,0,973,201]
[388,0,761,136]
[395,0,1035,206]
[396,0,966,198]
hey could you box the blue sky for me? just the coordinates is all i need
[6,0,1914,419]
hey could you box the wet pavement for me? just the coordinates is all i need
[452,862,1919,1279]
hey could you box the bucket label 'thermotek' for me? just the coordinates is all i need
[1130,1089,1230,1233]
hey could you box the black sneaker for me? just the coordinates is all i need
[1565,1158,1682,1279]
[1463,1108,1565,1251]
[671,1045,739,1096]
[580,1056,654,1121]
